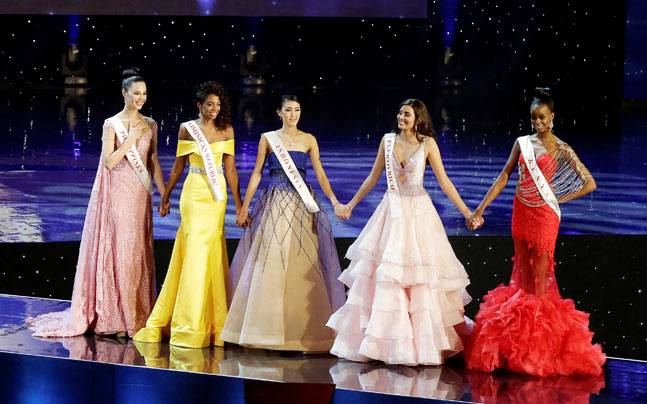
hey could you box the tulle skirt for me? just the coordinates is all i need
[327,191,471,365]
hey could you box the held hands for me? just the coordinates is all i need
[158,195,170,217]
[465,210,485,231]
[236,207,251,228]
[334,202,352,220]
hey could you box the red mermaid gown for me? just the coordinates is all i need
[466,152,606,377]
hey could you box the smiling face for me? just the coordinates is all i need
[197,94,221,121]
[277,100,301,128]
[397,104,416,133]
[530,103,554,135]
[122,81,147,110]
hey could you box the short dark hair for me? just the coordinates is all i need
[278,94,299,110]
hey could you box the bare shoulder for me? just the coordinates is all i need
[424,136,439,151]
[143,116,158,130]
[222,125,235,140]
[178,124,191,140]
[303,131,317,143]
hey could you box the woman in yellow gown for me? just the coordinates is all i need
[134,81,243,348]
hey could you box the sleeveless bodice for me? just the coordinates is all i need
[267,151,308,186]
[391,143,427,197]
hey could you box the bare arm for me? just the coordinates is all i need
[100,121,143,170]
[347,137,386,210]
[426,138,471,219]
[236,135,269,225]
[560,175,596,202]
[222,127,244,212]
[558,148,597,202]
[148,119,166,197]
[474,140,520,215]
[307,134,340,205]
[159,126,189,215]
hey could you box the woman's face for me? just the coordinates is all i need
[531,104,554,134]
[122,81,147,110]
[397,104,416,132]
[278,100,301,127]
[198,94,221,121]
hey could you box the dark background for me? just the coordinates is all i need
[1,0,646,360]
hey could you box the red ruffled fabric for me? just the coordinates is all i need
[467,370,605,404]
[466,285,605,377]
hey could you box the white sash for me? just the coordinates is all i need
[383,133,403,218]
[518,135,561,219]
[182,120,225,201]
[264,131,319,213]
[107,116,154,195]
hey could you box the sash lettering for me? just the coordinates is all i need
[108,116,154,195]
[183,120,225,201]
[264,131,319,213]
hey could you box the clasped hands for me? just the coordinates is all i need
[333,202,352,220]
[465,210,485,231]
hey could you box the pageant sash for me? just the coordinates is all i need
[518,135,561,219]
[107,116,154,195]
[182,120,225,201]
[383,133,403,218]
[264,131,319,213]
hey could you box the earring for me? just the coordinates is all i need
[549,120,554,130]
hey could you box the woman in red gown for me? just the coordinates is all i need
[465,88,605,376]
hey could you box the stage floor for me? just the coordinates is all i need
[1,294,645,403]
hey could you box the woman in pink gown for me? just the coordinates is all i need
[327,99,476,365]
[28,68,166,338]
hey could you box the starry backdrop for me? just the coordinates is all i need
[1,1,642,241]
[0,1,646,360]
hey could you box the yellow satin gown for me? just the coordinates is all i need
[134,139,234,348]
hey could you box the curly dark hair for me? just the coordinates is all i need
[394,98,436,141]
[195,81,232,130]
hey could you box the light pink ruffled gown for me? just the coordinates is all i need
[327,139,471,365]
[28,117,157,337]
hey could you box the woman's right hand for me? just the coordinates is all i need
[158,195,170,217]
[236,209,250,227]
[335,203,352,220]
[466,211,484,230]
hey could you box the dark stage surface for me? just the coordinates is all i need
[1,294,646,403]
[2,236,646,360]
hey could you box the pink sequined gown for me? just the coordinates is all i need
[28,117,157,337]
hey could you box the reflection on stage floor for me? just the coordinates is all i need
[2,294,645,403]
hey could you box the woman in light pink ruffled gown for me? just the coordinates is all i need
[327,99,478,365]
[28,69,166,338]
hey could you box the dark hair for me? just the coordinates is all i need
[277,94,300,110]
[195,81,232,130]
[395,98,435,140]
[121,67,144,90]
[531,87,554,112]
